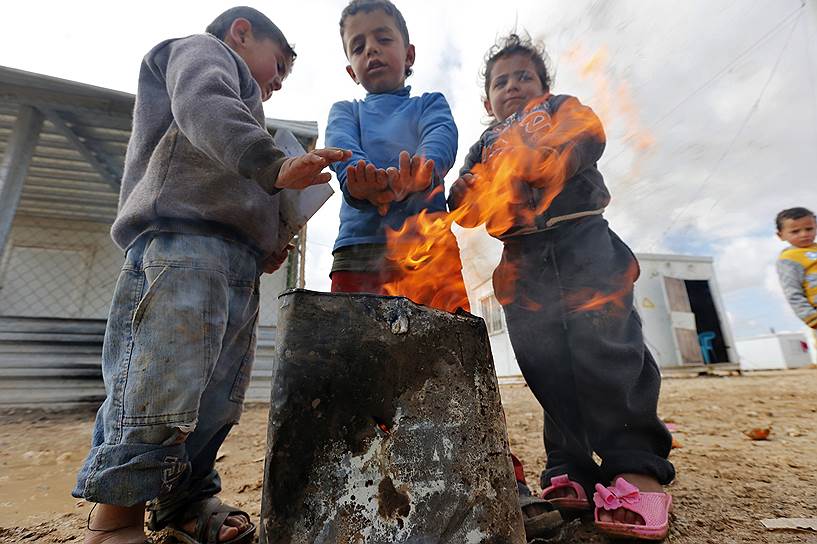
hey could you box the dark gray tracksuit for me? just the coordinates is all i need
[450,94,674,495]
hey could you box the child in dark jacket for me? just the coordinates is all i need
[74,7,349,544]
[325,0,468,311]
[449,33,674,541]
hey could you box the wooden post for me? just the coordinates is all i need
[260,290,526,543]
[0,106,43,262]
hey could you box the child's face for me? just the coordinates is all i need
[778,215,817,248]
[342,9,415,94]
[485,53,546,122]
[239,35,292,102]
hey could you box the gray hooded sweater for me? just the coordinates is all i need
[112,33,288,256]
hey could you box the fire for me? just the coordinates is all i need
[383,193,471,313]
[565,46,654,173]
[384,93,605,313]
[572,289,628,313]
[378,47,651,323]
[566,262,640,314]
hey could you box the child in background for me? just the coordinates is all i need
[325,0,466,308]
[776,207,817,329]
[449,33,674,541]
[74,7,349,544]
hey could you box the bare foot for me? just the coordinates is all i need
[596,473,662,526]
[84,503,146,544]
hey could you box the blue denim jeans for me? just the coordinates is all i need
[73,232,261,509]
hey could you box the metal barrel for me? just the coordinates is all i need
[259,289,525,544]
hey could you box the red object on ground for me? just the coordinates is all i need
[746,427,771,440]
[511,453,527,485]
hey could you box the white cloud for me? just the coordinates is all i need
[712,235,782,293]
[763,260,785,299]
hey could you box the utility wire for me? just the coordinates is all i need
[803,0,817,146]
[702,8,817,226]
[606,2,805,168]
[646,10,803,251]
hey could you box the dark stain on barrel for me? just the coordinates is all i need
[377,476,410,520]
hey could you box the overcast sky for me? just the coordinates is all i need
[2,0,816,340]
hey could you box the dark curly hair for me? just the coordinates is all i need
[339,0,413,77]
[776,207,815,232]
[482,32,552,100]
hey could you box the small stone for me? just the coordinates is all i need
[56,452,74,464]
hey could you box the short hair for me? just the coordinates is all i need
[776,207,815,231]
[339,0,412,76]
[482,32,552,101]
[206,6,296,63]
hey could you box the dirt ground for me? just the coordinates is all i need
[1,368,816,543]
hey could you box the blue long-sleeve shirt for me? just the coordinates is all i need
[325,86,457,251]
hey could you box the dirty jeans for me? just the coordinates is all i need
[495,216,675,499]
[73,231,260,513]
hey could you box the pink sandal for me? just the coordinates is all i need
[593,478,672,541]
[540,474,591,513]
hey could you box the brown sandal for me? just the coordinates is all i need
[162,497,255,544]
[519,494,564,539]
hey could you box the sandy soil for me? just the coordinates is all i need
[1,368,816,543]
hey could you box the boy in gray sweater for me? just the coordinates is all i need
[73,7,349,544]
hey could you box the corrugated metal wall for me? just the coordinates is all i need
[0,214,290,408]
[0,316,279,408]
[0,316,105,407]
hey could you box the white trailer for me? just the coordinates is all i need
[633,254,739,369]
[458,235,740,376]
[735,332,814,371]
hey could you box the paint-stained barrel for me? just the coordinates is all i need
[259,289,525,544]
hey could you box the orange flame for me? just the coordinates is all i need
[383,48,653,317]
[384,94,605,313]
[383,196,471,312]
[566,262,639,314]
[565,46,654,177]
[572,290,628,313]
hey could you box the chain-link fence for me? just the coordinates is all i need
[0,215,300,327]
[0,216,120,319]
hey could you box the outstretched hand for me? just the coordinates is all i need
[346,160,396,216]
[390,151,435,201]
[275,148,352,190]
[520,146,561,189]
[448,173,483,228]
[448,173,476,210]
[345,152,435,216]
